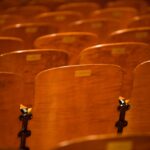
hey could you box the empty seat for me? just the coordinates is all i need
[0,72,24,149]
[57,2,100,17]
[128,15,150,28]
[107,27,150,44]
[67,18,122,42]
[34,32,99,64]
[106,0,148,12]
[125,61,150,133]
[0,36,24,54]
[28,64,123,150]
[0,49,68,106]
[0,14,25,28]
[5,5,49,20]
[34,11,83,32]
[79,42,150,98]
[0,23,58,48]
[51,134,150,150]
[90,7,138,27]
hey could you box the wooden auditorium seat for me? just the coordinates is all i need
[125,60,150,133]
[0,36,24,54]
[5,5,49,20]
[107,27,150,44]
[29,0,68,11]
[28,64,123,150]
[34,11,83,32]
[34,32,99,64]
[0,49,68,106]
[0,72,24,149]
[51,134,150,150]
[106,0,148,12]
[128,15,150,28]
[0,14,25,28]
[66,18,122,42]
[79,42,150,98]
[56,2,101,17]
[90,7,138,27]
[0,23,58,48]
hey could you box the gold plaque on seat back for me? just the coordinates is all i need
[25,27,38,33]
[75,70,92,77]
[111,47,125,55]
[135,32,148,39]
[62,36,76,43]
[26,54,41,61]
[107,141,132,150]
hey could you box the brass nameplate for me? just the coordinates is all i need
[107,141,132,150]
[135,32,148,39]
[75,70,92,77]
[26,27,38,33]
[62,36,76,43]
[111,48,125,55]
[26,54,41,61]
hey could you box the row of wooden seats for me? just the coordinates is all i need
[1,61,150,149]
[0,7,148,27]
[0,11,150,49]
[0,42,150,102]
[51,134,150,150]
[1,23,150,51]
[0,1,150,150]
[0,1,149,29]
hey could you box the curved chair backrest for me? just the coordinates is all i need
[34,32,99,64]
[51,134,150,150]
[128,15,150,28]
[0,23,58,48]
[90,7,138,27]
[79,42,150,98]
[34,11,83,31]
[0,72,24,149]
[0,14,25,28]
[28,64,123,150]
[5,5,49,19]
[0,49,68,105]
[106,0,148,12]
[107,27,150,44]
[57,2,100,17]
[125,61,150,133]
[0,36,24,54]
[67,18,123,42]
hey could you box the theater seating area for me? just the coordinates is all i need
[0,0,150,150]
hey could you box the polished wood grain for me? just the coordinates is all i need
[51,134,150,150]
[67,18,123,42]
[125,61,150,133]
[57,2,100,17]
[34,32,99,64]
[0,36,24,54]
[0,49,68,106]
[79,42,150,98]
[107,27,150,44]
[28,64,123,150]
[0,72,24,149]
[0,23,58,48]
[90,7,138,27]
[34,11,83,32]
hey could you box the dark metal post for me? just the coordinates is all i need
[115,97,130,134]
[18,105,32,150]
